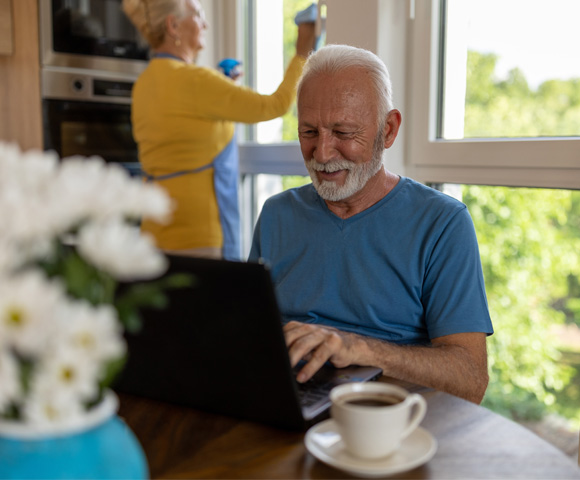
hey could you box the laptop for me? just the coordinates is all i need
[113,255,383,431]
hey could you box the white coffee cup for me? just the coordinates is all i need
[330,382,427,459]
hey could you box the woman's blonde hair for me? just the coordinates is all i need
[122,0,187,48]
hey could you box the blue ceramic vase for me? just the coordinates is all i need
[0,392,148,480]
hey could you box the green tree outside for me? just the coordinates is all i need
[463,51,580,423]
[465,51,580,137]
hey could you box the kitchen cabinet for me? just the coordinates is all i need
[0,0,42,150]
[0,0,13,55]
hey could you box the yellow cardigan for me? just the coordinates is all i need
[132,54,306,252]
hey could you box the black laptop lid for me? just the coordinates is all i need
[113,255,307,430]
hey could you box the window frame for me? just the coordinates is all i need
[405,0,580,189]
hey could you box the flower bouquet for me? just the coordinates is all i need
[0,141,184,433]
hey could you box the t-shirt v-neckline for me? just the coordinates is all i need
[319,177,406,230]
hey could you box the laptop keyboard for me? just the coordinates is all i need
[294,364,336,408]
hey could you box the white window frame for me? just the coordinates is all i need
[405,0,580,189]
[207,0,580,189]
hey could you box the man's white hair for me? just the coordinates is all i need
[296,44,395,124]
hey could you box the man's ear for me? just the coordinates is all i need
[383,109,402,149]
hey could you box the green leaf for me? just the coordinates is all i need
[100,355,127,390]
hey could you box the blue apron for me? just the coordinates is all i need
[212,134,240,261]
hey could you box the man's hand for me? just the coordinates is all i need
[283,321,359,382]
[283,320,489,404]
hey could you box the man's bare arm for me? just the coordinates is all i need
[284,322,489,404]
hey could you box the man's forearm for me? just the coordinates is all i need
[352,333,489,403]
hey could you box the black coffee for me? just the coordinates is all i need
[342,394,403,407]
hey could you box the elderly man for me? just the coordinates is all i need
[249,45,493,404]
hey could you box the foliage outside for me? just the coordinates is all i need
[465,51,580,138]
[462,51,580,423]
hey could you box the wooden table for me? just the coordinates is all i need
[117,379,580,479]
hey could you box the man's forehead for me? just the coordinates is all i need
[298,85,376,122]
[300,68,374,103]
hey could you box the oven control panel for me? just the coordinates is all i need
[41,68,136,104]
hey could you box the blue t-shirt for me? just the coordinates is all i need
[249,176,493,344]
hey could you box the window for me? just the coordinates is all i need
[234,0,313,254]
[407,0,580,188]
[236,0,311,148]
[442,0,580,140]
[420,0,580,442]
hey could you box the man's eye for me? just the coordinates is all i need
[300,130,317,136]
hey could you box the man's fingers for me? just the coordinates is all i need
[286,326,326,367]
[283,322,349,381]
[296,353,327,383]
[283,321,309,346]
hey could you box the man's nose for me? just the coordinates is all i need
[313,133,335,163]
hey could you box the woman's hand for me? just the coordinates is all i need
[296,22,316,58]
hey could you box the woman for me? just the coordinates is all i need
[122,0,315,260]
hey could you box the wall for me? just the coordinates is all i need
[325,0,380,51]
[0,0,42,150]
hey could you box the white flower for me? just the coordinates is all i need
[21,387,84,427]
[50,156,172,226]
[118,180,174,224]
[51,157,125,222]
[0,238,54,277]
[0,145,61,243]
[0,144,172,246]
[0,271,67,357]
[77,218,168,281]
[0,143,58,193]
[0,141,20,176]
[0,142,172,426]
[56,301,126,365]
[0,238,22,275]
[0,350,21,413]
[30,346,100,403]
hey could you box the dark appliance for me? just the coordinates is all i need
[42,69,141,175]
[39,0,149,74]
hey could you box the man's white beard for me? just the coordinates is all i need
[305,147,385,202]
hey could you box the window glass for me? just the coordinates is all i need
[251,0,312,144]
[442,0,580,139]
[239,0,313,256]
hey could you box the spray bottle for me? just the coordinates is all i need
[217,58,242,79]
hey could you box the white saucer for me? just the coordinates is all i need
[305,419,437,478]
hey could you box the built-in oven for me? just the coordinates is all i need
[39,0,150,175]
[39,0,149,74]
[42,69,141,175]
